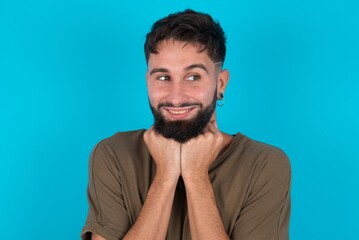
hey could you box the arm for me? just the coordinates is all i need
[181,122,229,240]
[183,174,229,240]
[91,172,178,240]
[81,142,132,240]
[123,169,179,239]
[230,149,291,239]
[122,128,181,240]
[83,129,181,240]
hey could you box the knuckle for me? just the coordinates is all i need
[143,133,149,141]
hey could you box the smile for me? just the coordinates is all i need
[168,109,190,115]
[163,106,197,119]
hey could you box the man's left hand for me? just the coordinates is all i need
[180,121,223,180]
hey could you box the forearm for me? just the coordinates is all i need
[183,174,229,240]
[123,173,179,240]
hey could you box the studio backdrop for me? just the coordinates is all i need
[1,0,358,239]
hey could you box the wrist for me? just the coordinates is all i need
[182,171,210,186]
[155,169,180,186]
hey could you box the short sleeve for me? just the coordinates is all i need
[230,149,291,240]
[81,142,131,240]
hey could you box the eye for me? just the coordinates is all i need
[186,75,200,81]
[157,75,170,81]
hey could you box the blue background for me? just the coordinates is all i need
[1,0,358,239]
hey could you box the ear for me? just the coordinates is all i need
[217,69,230,96]
[146,71,149,82]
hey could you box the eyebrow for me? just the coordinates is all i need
[149,68,169,76]
[184,64,208,73]
[149,63,209,76]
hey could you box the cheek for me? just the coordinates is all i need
[147,83,216,105]
[190,86,216,103]
[147,85,167,105]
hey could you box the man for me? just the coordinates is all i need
[81,9,291,240]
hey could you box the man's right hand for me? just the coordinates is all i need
[118,128,181,240]
[143,127,181,180]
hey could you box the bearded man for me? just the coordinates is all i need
[81,9,291,240]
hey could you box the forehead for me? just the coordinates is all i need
[148,40,214,69]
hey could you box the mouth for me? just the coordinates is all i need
[163,106,198,120]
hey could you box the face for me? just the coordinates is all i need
[146,40,229,143]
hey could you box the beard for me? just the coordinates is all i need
[149,90,217,143]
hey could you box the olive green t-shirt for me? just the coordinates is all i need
[81,130,291,240]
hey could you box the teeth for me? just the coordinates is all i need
[169,109,190,115]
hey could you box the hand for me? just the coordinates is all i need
[180,121,223,180]
[144,127,181,180]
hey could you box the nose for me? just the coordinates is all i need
[167,81,188,106]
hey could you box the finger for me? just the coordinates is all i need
[149,126,162,137]
[144,126,157,143]
[201,125,210,134]
[200,123,216,139]
[145,125,154,134]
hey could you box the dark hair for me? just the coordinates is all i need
[144,9,226,65]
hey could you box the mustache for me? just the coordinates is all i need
[158,102,202,108]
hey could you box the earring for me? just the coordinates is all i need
[217,92,225,107]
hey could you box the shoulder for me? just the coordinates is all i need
[235,133,290,172]
[225,135,291,238]
[95,129,147,154]
[89,129,148,167]
[224,133,291,188]
[99,129,146,147]
[239,135,291,193]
